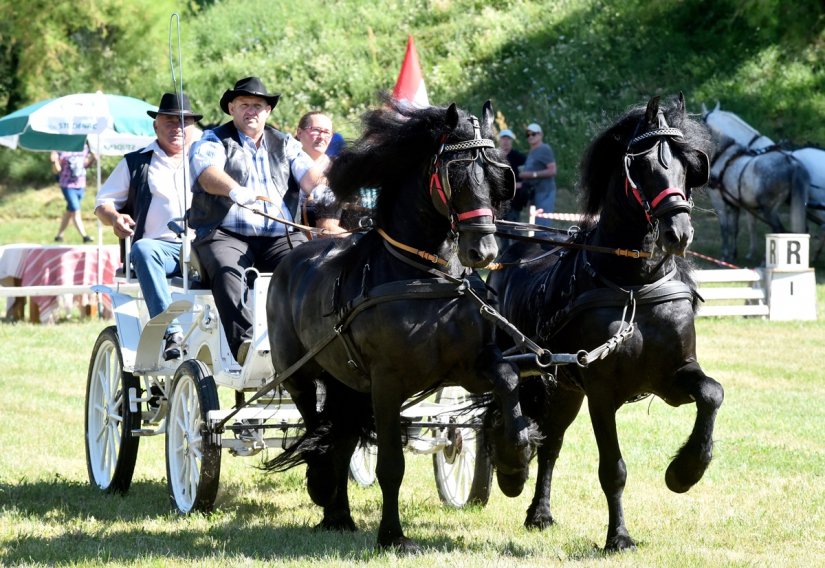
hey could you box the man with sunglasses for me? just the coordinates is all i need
[520,122,557,227]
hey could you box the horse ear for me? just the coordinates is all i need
[446,103,459,131]
[677,92,686,116]
[687,150,711,188]
[482,100,494,133]
[714,101,720,112]
[645,96,661,126]
[701,102,708,116]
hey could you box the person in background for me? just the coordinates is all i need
[519,122,557,227]
[292,111,343,235]
[497,129,527,222]
[188,76,331,365]
[51,142,97,243]
[95,93,203,361]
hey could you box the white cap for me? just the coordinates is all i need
[499,129,516,140]
[526,123,543,134]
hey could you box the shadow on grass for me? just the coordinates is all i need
[0,475,612,563]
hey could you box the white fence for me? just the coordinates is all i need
[693,269,769,317]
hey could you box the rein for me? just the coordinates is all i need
[492,223,651,261]
[377,227,449,267]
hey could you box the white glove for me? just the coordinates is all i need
[229,186,257,206]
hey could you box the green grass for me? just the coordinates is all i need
[0,319,824,566]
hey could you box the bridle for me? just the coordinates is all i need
[623,112,692,223]
[429,114,515,235]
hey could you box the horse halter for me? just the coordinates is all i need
[429,114,516,234]
[623,111,691,222]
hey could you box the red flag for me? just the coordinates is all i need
[392,35,429,108]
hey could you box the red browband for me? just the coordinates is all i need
[456,208,493,221]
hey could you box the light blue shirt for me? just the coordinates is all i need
[190,128,314,236]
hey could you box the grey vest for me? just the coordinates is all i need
[188,122,300,238]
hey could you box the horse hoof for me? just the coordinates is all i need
[604,533,636,552]
[314,515,357,532]
[665,453,710,493]
[378,536,421,555]
[524,511,555,531]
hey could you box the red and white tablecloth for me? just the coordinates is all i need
[0,244,120,322]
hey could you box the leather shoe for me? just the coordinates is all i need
[163,333,184,361]
[236,339,252,366]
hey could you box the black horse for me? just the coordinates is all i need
[265,100,532,552]
[486,94,724,551]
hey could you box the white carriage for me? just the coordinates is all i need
[84,262,494,513]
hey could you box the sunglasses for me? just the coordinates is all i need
[526,131,539,137]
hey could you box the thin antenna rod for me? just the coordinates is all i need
[169,13,191,290]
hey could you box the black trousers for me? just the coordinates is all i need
[193,227,307,358]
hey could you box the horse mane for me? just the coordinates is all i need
[327,98,460,201]
[326,97,507,214]
[577,96,714,228]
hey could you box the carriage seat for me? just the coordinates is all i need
[114,220,210,290]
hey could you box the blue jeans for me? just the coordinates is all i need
[131,239,182,336]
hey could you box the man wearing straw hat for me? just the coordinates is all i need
[95,92,203,361]
[188,76,332,366]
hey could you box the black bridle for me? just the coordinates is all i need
[623,113,692,222]
[429,114,516,235]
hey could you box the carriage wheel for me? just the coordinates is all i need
[165,360,221,514]
[85,326,140,494]
[349,441,377,487]
[432,387,493,507]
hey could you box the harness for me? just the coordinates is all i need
[709,139,804,226]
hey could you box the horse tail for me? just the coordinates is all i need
[262,377,375,474]
[788,156,810,233]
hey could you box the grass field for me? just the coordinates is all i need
[0,316,823,567]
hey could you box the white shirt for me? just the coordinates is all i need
[96,141,190,241]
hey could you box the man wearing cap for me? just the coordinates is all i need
[497,129,527,221]
[520,122,557,227]
[188,76,331,365]
[95,92,203,360]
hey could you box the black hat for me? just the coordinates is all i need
[219,76,280,114]
[147,93,203,121]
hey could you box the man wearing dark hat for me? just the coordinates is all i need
[95,92,203,360]
[189,76,331,365]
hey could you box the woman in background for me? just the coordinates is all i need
[50,142,96,243]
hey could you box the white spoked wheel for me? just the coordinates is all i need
[349,442,377,487]
[85,326,140,494]
[165,360,221,514]
[432,387,492,507]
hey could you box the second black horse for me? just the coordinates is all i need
[487,94,724,551]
